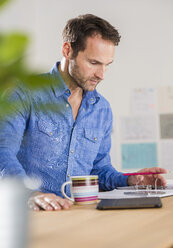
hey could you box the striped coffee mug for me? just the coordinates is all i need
[61,175,98,204]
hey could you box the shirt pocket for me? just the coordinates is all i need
[75,128,103,162]
[84,128,101,143]
[37,118,67,145]
[37,119,57,137]
[36,119,68,159]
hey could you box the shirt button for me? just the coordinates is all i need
[94,137,97,141]
[83,108,85,111]
[50,132,53,135]
[66,89,70,94]
[70,150,74,154]
[66,103,69,107]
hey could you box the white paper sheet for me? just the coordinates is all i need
[161,141,173,171]
[131,88,156,115]
[120,115,157,140]
[98,185,173,199]
[158,86,173,113]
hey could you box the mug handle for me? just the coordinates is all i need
[61,181,74,202]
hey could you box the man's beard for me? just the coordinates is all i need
[68,61,100,91]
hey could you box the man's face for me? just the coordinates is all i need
[68,34,115,91]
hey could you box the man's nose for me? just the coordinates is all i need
[95,66,106,80]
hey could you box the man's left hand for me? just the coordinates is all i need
[127,167,168,187]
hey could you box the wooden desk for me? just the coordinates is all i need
[29,197,173,248]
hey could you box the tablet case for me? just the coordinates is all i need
[96,197,162,210]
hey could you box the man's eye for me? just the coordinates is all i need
[90,61,97,64]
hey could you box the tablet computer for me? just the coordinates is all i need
[96,197,162,210]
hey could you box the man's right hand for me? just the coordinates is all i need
[28,191,72,211]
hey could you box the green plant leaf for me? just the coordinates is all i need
[0,0,62,121]
[0,0,11,9]
[0,33,28,64]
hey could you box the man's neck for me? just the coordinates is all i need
[58,59,83,97]
[58,59,83,121]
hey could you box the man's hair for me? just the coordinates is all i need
[62,14,121,57]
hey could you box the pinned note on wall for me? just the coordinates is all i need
[131,88,156,115]
[120,115,157,140]
[121,143,158,169]
[158,86,173,114]
[161,141,173,171]
[160,114,173,139]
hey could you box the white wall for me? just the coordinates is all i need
[1,0,173,177]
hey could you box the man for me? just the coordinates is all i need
[0,14,167,211]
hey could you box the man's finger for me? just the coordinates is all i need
[64,199,73,207]
[136,175,144,185]
[34,197,53,211]
[151,167,168,174]
[44,197,61,210]
[28,199,40,211]
[154,174,167,187]
[55,197,72,209]
[62,199,73,209]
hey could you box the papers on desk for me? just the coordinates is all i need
[98,184,173,199]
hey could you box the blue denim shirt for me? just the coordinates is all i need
[0,62,128,196]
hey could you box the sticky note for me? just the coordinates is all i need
[158,86,173,114]
[160,114,173,139]
[131,88,156,114]
[120,115,157,140]
[122,143,158,169]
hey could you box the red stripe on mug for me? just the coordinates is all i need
[74,196,98,202]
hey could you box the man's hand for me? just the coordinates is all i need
[127,167,168,187]
[28,191,72,211]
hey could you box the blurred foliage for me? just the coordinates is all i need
[0,0,61,119]
[0,0,11,8]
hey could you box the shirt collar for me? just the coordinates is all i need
[49,61,100,104]
[49,62,68,98]
[84,90,100,105]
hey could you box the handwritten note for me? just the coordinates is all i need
[158,86,173,114]
[120,115,157,140]
[131,88,156,115]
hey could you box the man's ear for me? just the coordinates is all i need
[62,42,73,59]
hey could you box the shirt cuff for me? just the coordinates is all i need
[112,172,128,188]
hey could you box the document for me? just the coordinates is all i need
[98,185,173,199]
[131,88,156,115]
[158,86,173,114]
[120,115,157,140]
